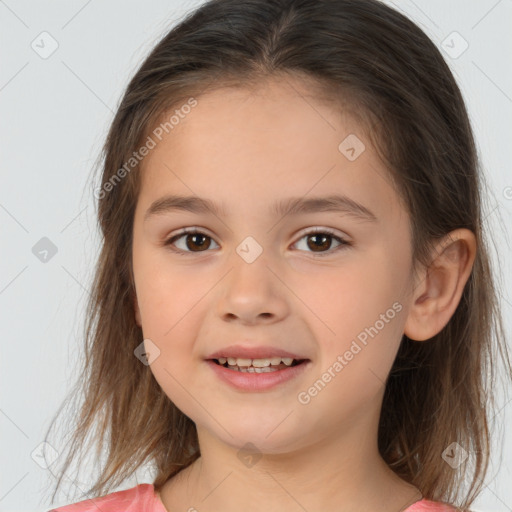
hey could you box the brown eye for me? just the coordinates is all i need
[164,228,350,257]
[165,230,219,254]
[184,233,211,251]
[306,233,332,252]
[293,229,350,256]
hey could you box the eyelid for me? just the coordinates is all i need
[293,226,350,242]
[164,227,219,255]
[290,227,351,257]
[164,226,351,256]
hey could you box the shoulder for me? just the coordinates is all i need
[404,498,465,511]
[46,483,167,512]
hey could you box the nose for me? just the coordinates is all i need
[216,252,289,326]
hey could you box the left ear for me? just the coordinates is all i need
[132,287,142,328]
[403,228,477,341]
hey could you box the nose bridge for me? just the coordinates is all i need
[217,237,288,323]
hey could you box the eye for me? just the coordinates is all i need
[164,228,219,255]
[164,227,350,256]
[292,228,351,256]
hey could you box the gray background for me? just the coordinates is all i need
[1,1,511,511]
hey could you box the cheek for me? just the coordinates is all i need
[302,252,406,377]
[134,251,207,329]
[138,279,206,414]
[133,260,208,380]
[292,254,390,332]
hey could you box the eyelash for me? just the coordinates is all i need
[163,227,351,257]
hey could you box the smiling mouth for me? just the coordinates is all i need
[211,357,307,373]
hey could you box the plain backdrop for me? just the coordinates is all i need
[1,1,511,511]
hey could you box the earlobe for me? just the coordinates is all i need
[133,291,142,327]
[403,228,477,342]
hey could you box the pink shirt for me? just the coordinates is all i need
[46,483,460,511]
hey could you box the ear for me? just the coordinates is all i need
[133,288,142,327]
[403,228,477,341]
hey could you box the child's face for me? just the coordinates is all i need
[132,76,415,454]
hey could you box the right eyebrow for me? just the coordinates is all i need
[143,193,378,224]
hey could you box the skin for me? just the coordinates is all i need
[131,75,476,512]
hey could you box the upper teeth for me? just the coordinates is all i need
[218,357,295,367]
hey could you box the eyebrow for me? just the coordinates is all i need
[143,194,378,223]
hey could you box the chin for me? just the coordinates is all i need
[204,417,310,455]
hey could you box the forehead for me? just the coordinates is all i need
[137,77,401,222]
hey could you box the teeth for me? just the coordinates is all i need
[228,365,278,373]
[217,357,297,368]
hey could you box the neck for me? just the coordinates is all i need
[159,402,422,512]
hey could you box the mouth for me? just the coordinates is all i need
[209,357,309,373]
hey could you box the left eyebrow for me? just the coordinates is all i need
[143,194,378,223]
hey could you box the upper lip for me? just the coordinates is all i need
[206,344,309,360]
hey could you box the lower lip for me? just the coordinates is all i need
[205,359,311,391]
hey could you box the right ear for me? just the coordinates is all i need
[133,289,142,327]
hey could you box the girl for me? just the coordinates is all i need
[43,0,511,511]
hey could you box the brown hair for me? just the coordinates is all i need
[43,1,512,510]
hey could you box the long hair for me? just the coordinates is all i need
[43,1,511,510]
